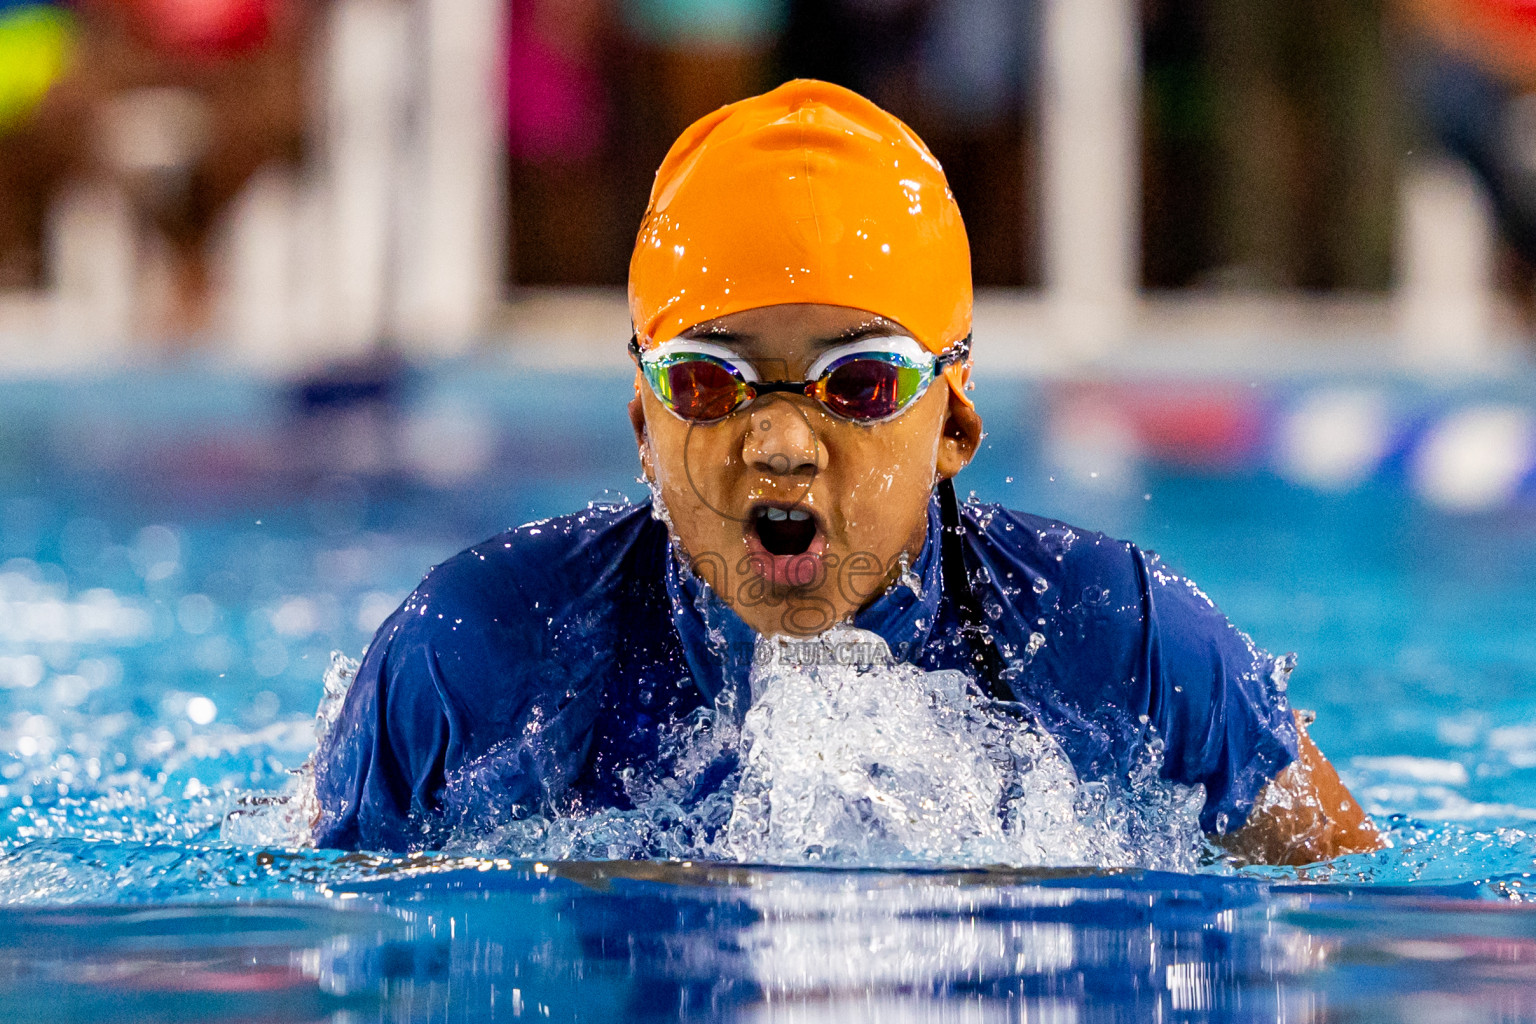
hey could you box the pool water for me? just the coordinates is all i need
[2,363,1536,1021]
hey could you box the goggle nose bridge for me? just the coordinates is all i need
[749,380,817,399]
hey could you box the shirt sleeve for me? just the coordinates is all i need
[1132,547,1299,834]
[311,545,595,852]
[310,607,457,852]
[962,506,1300,836]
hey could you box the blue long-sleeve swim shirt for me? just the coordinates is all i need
[312,497,1299,852]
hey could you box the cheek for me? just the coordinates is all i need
[640,395,697,484]
[830,395,948,541]
[639,396,741,527]
[642,420,685,489]
[846,395,948,491]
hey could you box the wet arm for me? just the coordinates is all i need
[1219,711,1384,866]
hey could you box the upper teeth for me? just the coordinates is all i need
[762,508,810,522]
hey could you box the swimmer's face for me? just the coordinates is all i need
[629,303,983,638]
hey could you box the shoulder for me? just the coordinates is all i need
[959,500,1147,607]
[367,501,668,696]
[960,499,1256,641]
[314,503,666,846]
[325,501,668,783]
[404,500,665,625]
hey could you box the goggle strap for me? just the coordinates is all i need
[935,334,971,371]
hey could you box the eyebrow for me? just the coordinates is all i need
[679,326,749,344]
[678,320,905,349]
[817,322,904,347]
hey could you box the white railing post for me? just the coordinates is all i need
[1397,157,1498,370]
[320,0,411,361]
[1041,0,1140,359]
[394,0,508,355]
[47,181,136,362]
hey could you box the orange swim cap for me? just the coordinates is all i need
[629,79,974,404]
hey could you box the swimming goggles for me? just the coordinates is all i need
[629,332,970,424]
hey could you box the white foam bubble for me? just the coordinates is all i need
[463,628,1207,870]
[226,635,1208,868]
[723,628,1099,866]
[219,652,357,848]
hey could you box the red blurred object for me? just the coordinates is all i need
[506,0,608,162]
[507,28,606,162]
[124,0,281,59]
[1054,383,1268,470]
[1130,392,1265,468]
[1480,0,1536,26]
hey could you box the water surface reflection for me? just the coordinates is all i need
[5,860,1534,1022]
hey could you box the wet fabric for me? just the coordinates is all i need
[313,499,1299,852]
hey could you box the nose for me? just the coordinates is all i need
[743,400,826,478]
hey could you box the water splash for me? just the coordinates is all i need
[7,642,1536,901]
[220,652,355,849]
[723,628,1102,866]
[455,628,1208,870]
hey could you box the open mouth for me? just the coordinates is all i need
[750,503,820,556]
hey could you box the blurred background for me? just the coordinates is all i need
[0,0,1534,367]
[2,0,1536,811]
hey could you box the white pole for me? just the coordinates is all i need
[1040,0,1140,359]
[1397,157,1497,370]
[215,165,308,373]
[321,0,411,360]
[394,0,508,356]
[47,181,137,363]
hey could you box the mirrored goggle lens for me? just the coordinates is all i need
[649,355,748,421]
[817,355,928,421]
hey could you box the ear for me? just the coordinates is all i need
[628,373,655,483]
[936,389,983,480]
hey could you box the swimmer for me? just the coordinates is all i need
[314,80,1381,865]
